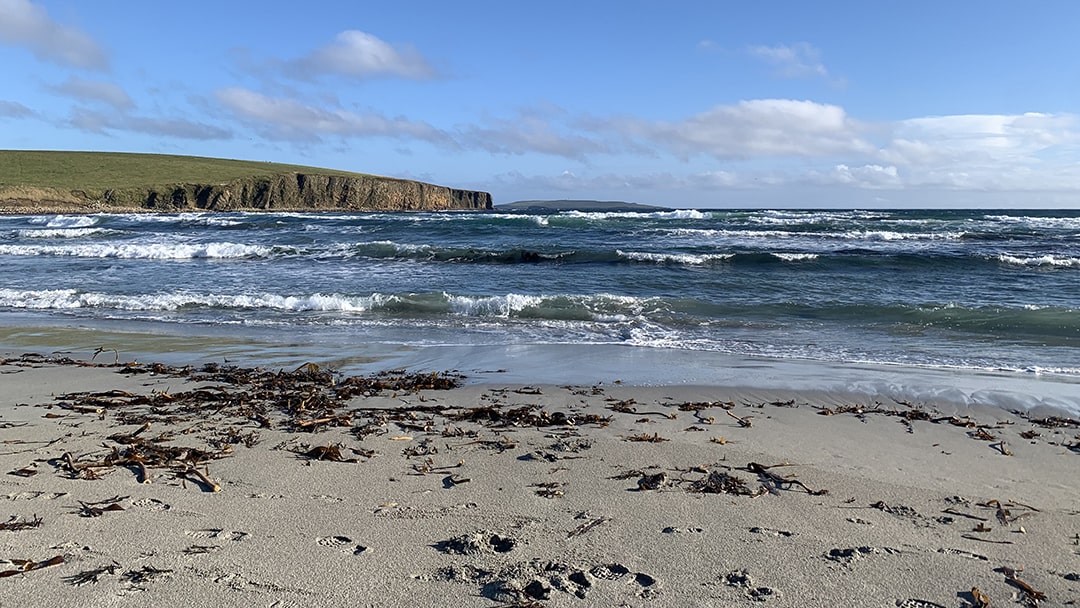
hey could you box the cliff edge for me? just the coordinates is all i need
[0,151,493,213]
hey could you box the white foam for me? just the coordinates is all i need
[16,227,113,238]
[446,293,543,317]
[28,215,100,228]
[772,252,819,261]
[565,209,709,221]
[616,250,733,265]
[997,254,1080,268]
[0,242,282,259]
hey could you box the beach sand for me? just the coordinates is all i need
[1,353,1078,607]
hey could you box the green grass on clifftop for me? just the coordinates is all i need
[0,150,378,190]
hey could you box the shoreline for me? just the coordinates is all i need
[1,354,1078,606]
[4,320,1079,418]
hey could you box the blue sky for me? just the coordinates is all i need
[2,0,1080,208]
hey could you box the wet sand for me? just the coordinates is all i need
[1,353,1078,607]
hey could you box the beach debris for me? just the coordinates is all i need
[297,443,358,463]
[0,515,43,532]
[64,562,119,586]
[181,545,220,555]
[991,441,1013,456]
[688,470,761,496]
[122,565,173,586]
[746,462,828,495]
[179,465,221,492]
[76,495,127,517]
[710,436,728,444]
[443,474,471,487]
[969,587,992,608]
[0,554,64,578]
[960,535,1013,545]
[637,471,667,491]
[530,482,564,499]
[625,433,668,443]
[7,465,38,478]
[943,508,989,522]
[998,566,1046,605]
[726,410,753,428]
[568,516,611,538]
[980,499,1038,526]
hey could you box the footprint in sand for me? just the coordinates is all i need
[587,564,661,598]
[185,529,248,542]
[130,498,171,511]
[1,491,67,501]
[316,535,369,555]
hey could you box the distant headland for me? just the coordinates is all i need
[497,199,670,213]
[0,150,492,214]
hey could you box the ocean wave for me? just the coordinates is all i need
[0,241,286,259]
[0,288,391,312]
[986,215,1080,230]
[772,252,819,261]
[563,209,710,221]
[744,210,888,225]
[0,288,671,322]
[997,254,1080,268]
[616,250,734,265]
[840,230,967,241]
[15,227,116,238]
[28,215,100,228]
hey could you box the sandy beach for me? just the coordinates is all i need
[1,352,1078,607]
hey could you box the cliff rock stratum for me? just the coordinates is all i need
[0,151,492,213]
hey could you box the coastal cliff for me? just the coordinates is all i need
[0,151,493,213]
[140,173,492,212]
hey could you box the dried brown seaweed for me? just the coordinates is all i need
[0,515,43,532]
[626,433,668,443]
[0,554,64,578]
[746,462,828,495]
[688,470,762,496]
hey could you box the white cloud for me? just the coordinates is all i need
[68,107,230,140]
[811,164,902,189]
[289,30,436,80]
[0,0,107,69]
[885,112,1080,164]
[620,99,873,160]
[216,87,448,143]
[747,43,835,82]
[50,77,133,110]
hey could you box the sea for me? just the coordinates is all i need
[1,208,1078,414]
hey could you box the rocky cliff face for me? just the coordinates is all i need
[142,173,492,211]
[0,173,492,213]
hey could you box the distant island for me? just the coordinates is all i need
[497,199,670,212]
[0,150,492,213]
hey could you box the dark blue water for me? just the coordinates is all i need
[1,208,1078,380]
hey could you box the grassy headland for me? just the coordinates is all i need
[0,150,491,213]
